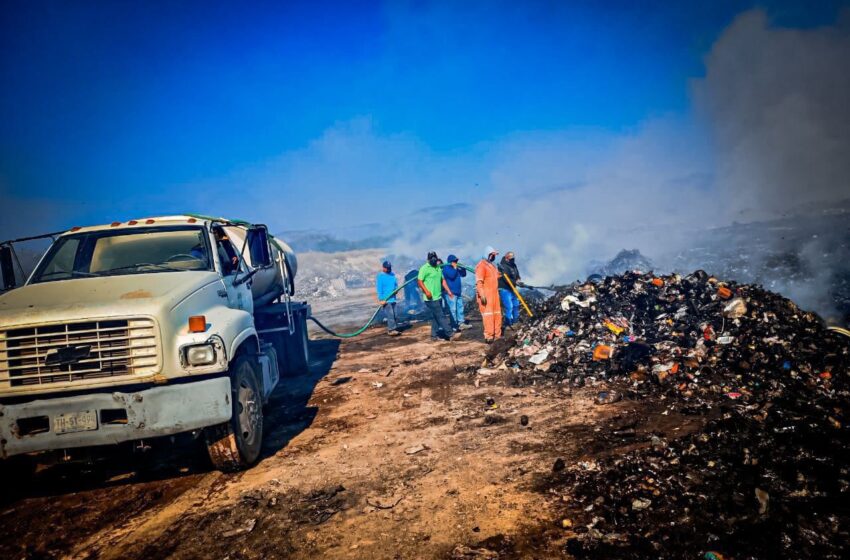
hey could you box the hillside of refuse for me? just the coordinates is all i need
[489,270,850,558]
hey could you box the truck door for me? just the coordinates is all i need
[213,228,254,314]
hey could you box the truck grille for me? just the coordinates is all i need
[0,319,159,387]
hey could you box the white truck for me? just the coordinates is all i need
[0,215,310,472]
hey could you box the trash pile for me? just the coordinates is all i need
[499,271,850,558]
[588,249,654,278]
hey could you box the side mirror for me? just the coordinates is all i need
[1,245,17,290]
[246,225,273,268]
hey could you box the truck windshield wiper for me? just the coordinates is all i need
[37,270,99,280]
[97,263,185,275]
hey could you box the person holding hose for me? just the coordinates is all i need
[498,251,524,328]
[475,246,502,342]
[418,251,459,341]
[376,260,401,336]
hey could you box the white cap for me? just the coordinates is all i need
[483,246,498,258]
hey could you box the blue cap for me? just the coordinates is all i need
[382,260,391,269]
[447,254,459,263]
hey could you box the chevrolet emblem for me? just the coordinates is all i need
[45,345,92,367]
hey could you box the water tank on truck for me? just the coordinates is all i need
[220,224,309,378]
[223,225,298,307]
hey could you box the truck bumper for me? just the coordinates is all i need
[0,377,232,459]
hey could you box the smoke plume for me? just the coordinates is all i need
[393,8,850,308]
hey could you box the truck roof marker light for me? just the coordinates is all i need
[111,222,121,227]
[189,315,207,333]
[70,226,82,232]
[145,219,155,224]
[128,220,138,225]
[187,218,197,223]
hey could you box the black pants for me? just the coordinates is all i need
[424,299,452,339]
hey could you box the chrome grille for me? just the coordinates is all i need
[0,319,158,387]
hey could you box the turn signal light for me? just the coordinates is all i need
[189,315,207,333]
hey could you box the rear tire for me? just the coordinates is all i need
[205,354,264,472]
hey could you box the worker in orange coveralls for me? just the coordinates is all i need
[475,246,502,342]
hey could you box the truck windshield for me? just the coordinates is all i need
[30,226,212,284]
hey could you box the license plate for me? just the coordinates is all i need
[54,410,98,435]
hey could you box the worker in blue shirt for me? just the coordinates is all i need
[442,254,469,331]
[376,260,401,336]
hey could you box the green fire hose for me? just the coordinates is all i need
[307,277,419,338]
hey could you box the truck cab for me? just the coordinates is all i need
[0,215,310,471]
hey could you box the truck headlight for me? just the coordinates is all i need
[184,344,216,366]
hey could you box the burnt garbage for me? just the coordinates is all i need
[588,249,654,278]
[494,270,850,558]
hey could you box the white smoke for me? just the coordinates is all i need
[390,117,717,285]
[392,8,850,289]
[695,9,850,218]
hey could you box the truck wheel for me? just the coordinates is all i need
[283,313,310,376]
[205,354,264,472]
[0,456,35,486]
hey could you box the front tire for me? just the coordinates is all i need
[205,354,264,472]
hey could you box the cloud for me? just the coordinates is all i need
[192,117,486,230]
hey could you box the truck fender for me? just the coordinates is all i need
[230,328,260,361]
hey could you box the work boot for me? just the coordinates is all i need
[388,330,401,337]
[450,331,462,340]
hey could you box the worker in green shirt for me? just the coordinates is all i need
[417,251,459,341]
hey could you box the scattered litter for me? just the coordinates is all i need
[755,488,769,515]
[366,495,404,509]
[529,349,550,365]
[722,297,748,318]
[404,444,428,455]
[631,498,651,511]
[594,390,622,405]
[221,518,256,538]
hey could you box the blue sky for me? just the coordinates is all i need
[1,0,848,237]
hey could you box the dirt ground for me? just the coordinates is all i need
[0,316,705,559]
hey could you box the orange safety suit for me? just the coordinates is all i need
[475,258,502,340]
